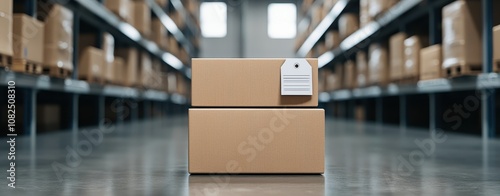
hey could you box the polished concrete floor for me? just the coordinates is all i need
[1,117,500,195]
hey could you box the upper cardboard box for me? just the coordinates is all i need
[192,58,318,107]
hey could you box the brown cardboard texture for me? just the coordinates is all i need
[339,13,359,40]
[105,0,130,21]
[404,35,428,78]
[441,0,500,69]
[389,32,406,81]
[189,109,325,174]
[12,14,44,63]
[420,45,443,81]
[0,0,13,56]
[494,25,500,70]
[192,58,318,107]
[356,51,368,87]
[78,47,105,82]
[131,1,151,37]
[115,48,138,86]
[368,43,389,86]
[43,4,73,71]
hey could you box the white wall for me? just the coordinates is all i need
[200,0,297,58]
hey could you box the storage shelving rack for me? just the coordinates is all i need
[1,0,196,141]
[297,0,498,139]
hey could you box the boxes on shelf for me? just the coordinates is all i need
[189,109,325,174]
[403,35,428,81]
[11,14,45,73]
[191,58,318,107]
[167,72,177,94]
[420,44,443,81]
[105,0,130,21]
[176,72,190,97]
[324,69,337,91]
[368,43,389,86]
[359,0,372,27]
[168,37,179,56]
[112,57,125,85]
[356,51,368,88]
[369,0,399,19]
[139,52,153,88]
[152,18,169,50]
[339,13,359,40]
[344,60,356,89]
[389,32,406,82]
[0,0,13,66]
[151,59,163,90]
[334,63,344,90]
[78,47,105,84]
[103,33,115,84]
[318,69,328,92]
[131,1,151,37]
[325,30,340,50]
[442,0,500,76]
[43,4,74,76]
[494,25,500,72]
[115,48,138,87]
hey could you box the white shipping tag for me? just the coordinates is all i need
[281,59,313,96]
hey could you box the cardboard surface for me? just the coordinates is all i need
[356,51,368,88]
[339,13,359,40]
[43,4,73,71]
[189,109,325,174]
[12,14,44,63]
[442,0,482,69]
[494,25,500,67]
[404,35,427,78]
[152,18,168,50]
[131,1,151,37]
[368,43,389,85]
[0,0,13,56]
[112,57,125,85]
[105,0,130,21]
[115,48,138,86]
[192,58,318,107]
[420,45,443,81]
[325,30,340,50]
[344,60,356,89]
[389,32,406,81]
[78,47,105,81]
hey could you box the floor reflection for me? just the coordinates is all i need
[189,175,325,196]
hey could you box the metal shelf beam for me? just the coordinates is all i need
[296,0,353,57]
[0,71,170,101]
[326,74,500,101]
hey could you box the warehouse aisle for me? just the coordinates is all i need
[2,117,500,195]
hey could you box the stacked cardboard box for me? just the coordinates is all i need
[420,45,443,80]
[152,18,169,50]
[78,47,105,83]
[495,25,500,72]
[403,35,427,81]
[131,1,151,37]
[356,51,368,88]
[368,43,389,86]
[105,0,130,21]
[190,59,324,174]
[339,13,359,40]
[389,33,406,82]
[0,0,13,67]
[359,0,371,27]
[344,60,356,89]
[11,14,45,73]
[442,0,500,76]
[115,48,139,87]
[43,4,74,74]
[325,30,340,50]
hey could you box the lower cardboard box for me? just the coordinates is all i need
[189,109,325,174]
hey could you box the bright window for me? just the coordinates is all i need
[200,2,227,38]
[268,3,297,39]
